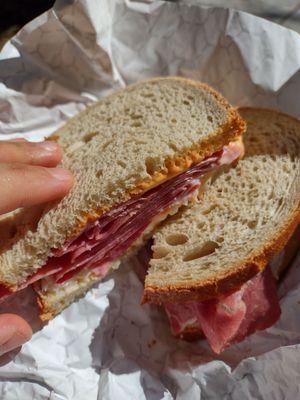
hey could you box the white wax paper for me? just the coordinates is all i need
[0,1,300,399]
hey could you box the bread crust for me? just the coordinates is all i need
[143,107,300,305]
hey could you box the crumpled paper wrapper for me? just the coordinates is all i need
[0,1,300,399]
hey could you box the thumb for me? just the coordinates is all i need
[0,314,32,356]
[0,163,73,215]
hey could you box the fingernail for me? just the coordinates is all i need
[37,141,59,152]
[48,167,73,182]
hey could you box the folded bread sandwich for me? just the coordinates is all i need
[0,77,245,320]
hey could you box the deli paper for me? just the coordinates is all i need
[0,1,300,399]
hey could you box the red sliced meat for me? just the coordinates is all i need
[232,266,281,343]
[20,261,62,288]
[194,290,247,353]
[165,302,200,336]
[164,267,281,353]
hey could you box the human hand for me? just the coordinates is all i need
[0,139,73,358]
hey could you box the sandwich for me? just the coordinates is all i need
[140,108,300,353]
[0,77,245,320]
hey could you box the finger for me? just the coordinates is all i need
[0,140,62,167]
[0,347,21,366]
[0,163,74,214]
[0,314,32,356]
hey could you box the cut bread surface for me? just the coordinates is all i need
[0,77,244,289]
[143,108,300,304]
[36,269,108,321]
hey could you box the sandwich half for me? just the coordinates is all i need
[142,107,300,353]
[0,77,245,320]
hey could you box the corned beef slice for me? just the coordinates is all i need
[165,302,200,336]
[164,267,281,353]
